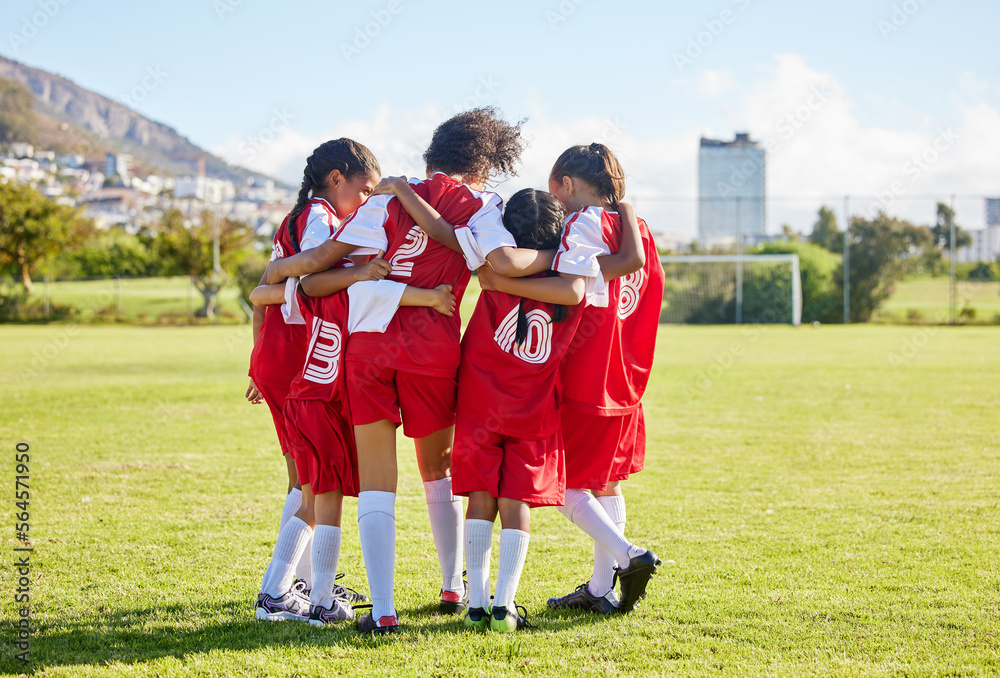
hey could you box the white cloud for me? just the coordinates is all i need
[214,54,1000,240]
[698,69,736,98]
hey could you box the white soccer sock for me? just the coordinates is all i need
[297,533,313,590]
[280,487,302,532]
[261,516,313,598]
[558,489,642,568]
[590,495,627,597]
[358,491,396,620]
[424,478,465,594]
[465,519,494,609]
[492,529,530,612]
[310,525,342,609]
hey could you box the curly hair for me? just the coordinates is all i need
[423,107,525,184]
[286,138,380,252]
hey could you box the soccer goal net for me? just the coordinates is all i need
[659,254,802,326]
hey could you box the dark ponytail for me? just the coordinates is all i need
[502,188,569,346]
[286,138,380,252]
[550,142,626,210]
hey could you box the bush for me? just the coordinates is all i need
[751,241,842,324]
[0,275,74,322]
[45,229,161,279]
[233,255,269,307]
[956,261,999,282]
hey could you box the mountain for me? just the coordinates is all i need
[0,54,287,188]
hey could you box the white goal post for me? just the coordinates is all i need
[658,254,802,326]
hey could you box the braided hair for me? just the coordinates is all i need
[423,107,525,186]
[501,188,568,346]
[286,138,380,252]
[549,142,626,210]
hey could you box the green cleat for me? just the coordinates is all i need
[464,605,491,630]
[489,604,531,633]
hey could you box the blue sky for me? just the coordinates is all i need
[4,0,1000,239]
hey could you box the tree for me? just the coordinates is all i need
[153,208,255,318]
[808,206,841,253]
[0,79,38,145]
[931,202,971,252]
[0,182,93,292]
[781,224,801,242]
[835,212,933,322]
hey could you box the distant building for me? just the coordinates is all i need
[987,198,1000,227]
[56,154,85,169]
[104,153,131,182]
[956,198,1000,263]
[698,133,766,246]
[175,175,236,204]
[10,142,33,158]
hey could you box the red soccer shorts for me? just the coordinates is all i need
[282,398,359,497]
[345,360,457,439]
[257,381,293,456]
[561,404,646,491]
[451,416,565,508]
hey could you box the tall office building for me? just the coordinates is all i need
[698,133,766,245]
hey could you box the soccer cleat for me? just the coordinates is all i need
[439,584,469,615]
[254,590,310,622]
[464,605,491,630]
[489,604,532,633]
[308,597,355,626]
[616,549,661,613]
[334,573,369,604]
[547,582,621,614]
[356,610,399,636]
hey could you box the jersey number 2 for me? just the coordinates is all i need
[389,226,428,278]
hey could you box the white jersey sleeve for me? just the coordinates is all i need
[280,277,306,325]
[332,196,391,255]
[553,207,611,307]
[346,280,406,334]
[455,191,516,270]
[299,202,339,251]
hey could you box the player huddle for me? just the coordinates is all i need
[246,107,665,635]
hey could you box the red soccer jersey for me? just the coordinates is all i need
[456,281,584,440]
[249,199,340,388]
[332,173,515,378]
[555,206,665,415]
[285,281,407,403]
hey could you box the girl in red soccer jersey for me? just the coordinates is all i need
[479,143,665,615]
[449,189,587,632]
[261,108,554,634]
[250,270,455,625]
[248,138,385,620]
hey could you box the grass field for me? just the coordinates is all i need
[1,323,998,677]
[27,278,247,324]
[876,277,1000,324]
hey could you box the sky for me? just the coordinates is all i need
[3,0,1000,240]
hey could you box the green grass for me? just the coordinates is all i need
[877,277,1000,324]
[1,323,998,677]
[27,277,247,324]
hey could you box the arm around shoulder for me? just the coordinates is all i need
[598,202,645,281]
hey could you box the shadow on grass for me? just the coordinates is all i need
[0,599,624,674]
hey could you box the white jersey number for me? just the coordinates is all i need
[494,306,553,365]
[617,269,645,320]
[389,225,428,278]
[302,318,342,384]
